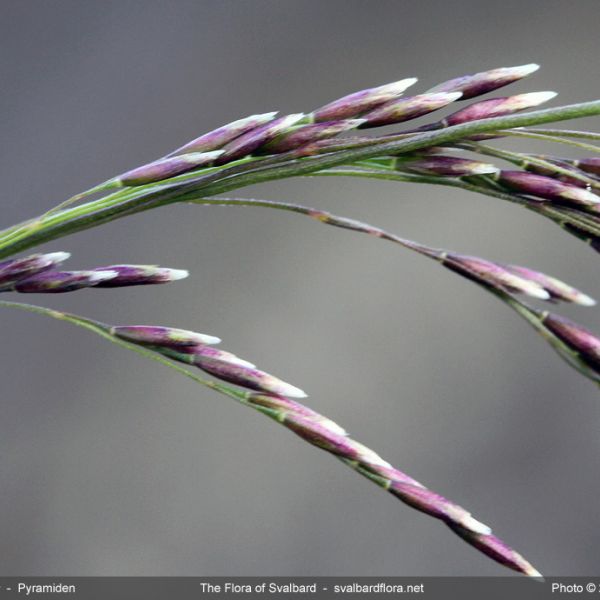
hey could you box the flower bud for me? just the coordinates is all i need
[0,251,70,288]
[312,78,417,122]
[506,265,595,306]
[195,357,307,398]
[118,151,223,186]
[448,524,542,578]
[190,345,256,369]
[399,155,499,177]
[110,325,221,347]
[523,160,591,188]
[575,157,600,177]
[542,313,600,373]
[443,92,557,127]
[14,270,117,293]
[358,92,461,128]
[168,112,278,156]
[442,253,550,300]
[261,119,364,154]
[215,114,306,164]
[91,265,188,287]
[248,393,347,435]
[390,481,491,535]
[499,171,600,211]
[428,63,540,99]
[283,412,389,467]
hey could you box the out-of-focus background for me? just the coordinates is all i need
[1,0,599,576]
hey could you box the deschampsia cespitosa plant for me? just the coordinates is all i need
[4,63,600,577]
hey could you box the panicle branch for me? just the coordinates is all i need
[103,316,541,577]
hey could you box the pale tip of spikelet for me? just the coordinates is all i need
[277,381,308,398]
[257,111,278,119]
[45,251,71,263]
[576,293,596,307]
[579,189,600,204]
[200,149,225,159]
[199,334,222,345]
[166,268,189,281]
[382,77,418,94]
[514,63,540,76]
[371,456,393,469]
[470,163,500,175]
[320,419,348,436]
[441,91,463,102]
[346,118,368,127]
[526,285,551,301]
[285,113,307,125]
[526,91,558,105]
[462,514,492,535]
[89,270,119,283]
[525,565,544,579]
[229,356,256,369]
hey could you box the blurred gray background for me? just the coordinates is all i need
[1,0,599,577]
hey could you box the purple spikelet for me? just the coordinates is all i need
[499,171,600,211]
[312,78,417,122]
[542,313,600,373]
[117,151,222,186]
[428,63,540,99]
[215,114,305,164]
[0,252,70,289]
[358,92,461,128]
[168,112,278,156]
[14,270,117,293]
[91,265,188,287]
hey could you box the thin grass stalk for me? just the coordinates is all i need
[311,167,600,241]
[509,128,600,141]
[496,129,600,154]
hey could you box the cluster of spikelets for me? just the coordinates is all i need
[4,62,600,578]
[0,251,187,293]
[108,64,561,184]
[91,61,600,260]
[108,322,542,577]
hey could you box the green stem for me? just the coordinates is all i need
[190,195,439,258]
[513,128,600,141]
[497,129,600,154]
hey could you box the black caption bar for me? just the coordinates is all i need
[0,577,596,600]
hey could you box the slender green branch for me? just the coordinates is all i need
[512,128,600,141]
[311,166,600,239]
[497,129,600,154]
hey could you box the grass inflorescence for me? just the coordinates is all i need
[2,62,600,576]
